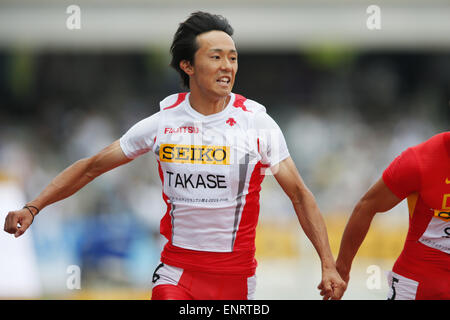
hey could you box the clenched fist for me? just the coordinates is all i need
[4,207,36,238]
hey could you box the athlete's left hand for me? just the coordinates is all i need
[317,267,347,300]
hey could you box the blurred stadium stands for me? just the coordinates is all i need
[0,0,449,299]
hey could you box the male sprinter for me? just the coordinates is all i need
[336,132,450,299]
[4,11,345,300]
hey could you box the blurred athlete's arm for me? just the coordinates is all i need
[4,140,132,238]
[273,156,346,300]
[335,178,402,286]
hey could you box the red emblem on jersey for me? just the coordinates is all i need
[226,118,236,126]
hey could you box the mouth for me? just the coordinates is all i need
[216,76,231,86]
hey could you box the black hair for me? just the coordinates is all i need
[170,11,234,89]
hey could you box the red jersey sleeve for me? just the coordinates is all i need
[382,148,421,200]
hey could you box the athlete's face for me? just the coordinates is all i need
[182,30,238,99]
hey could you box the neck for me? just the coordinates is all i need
[188,91,229,116]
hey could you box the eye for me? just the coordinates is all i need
[211,55,220,60]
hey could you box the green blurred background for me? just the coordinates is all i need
[0,0,449,299]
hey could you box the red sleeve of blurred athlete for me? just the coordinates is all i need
[382,147,421,200]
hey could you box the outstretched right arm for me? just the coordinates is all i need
[335,178,402,284]
[4,140,132,237]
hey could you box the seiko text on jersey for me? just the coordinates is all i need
[160,144,230,165]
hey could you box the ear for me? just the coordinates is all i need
[179,60,194,76]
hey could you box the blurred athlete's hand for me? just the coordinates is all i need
[318,267,347,300]
[336,260,350,289]
[3,208,34,238]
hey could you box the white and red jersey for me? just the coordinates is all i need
[120,92,290,275]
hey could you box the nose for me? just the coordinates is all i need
[221,57,232,71]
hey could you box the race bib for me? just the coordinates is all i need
[418,211,450,254]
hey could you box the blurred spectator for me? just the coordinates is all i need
[0,169,42,298]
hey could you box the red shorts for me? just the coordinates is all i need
[387,271,450,300]
[390,241,450,300]
[151,262,257,300]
